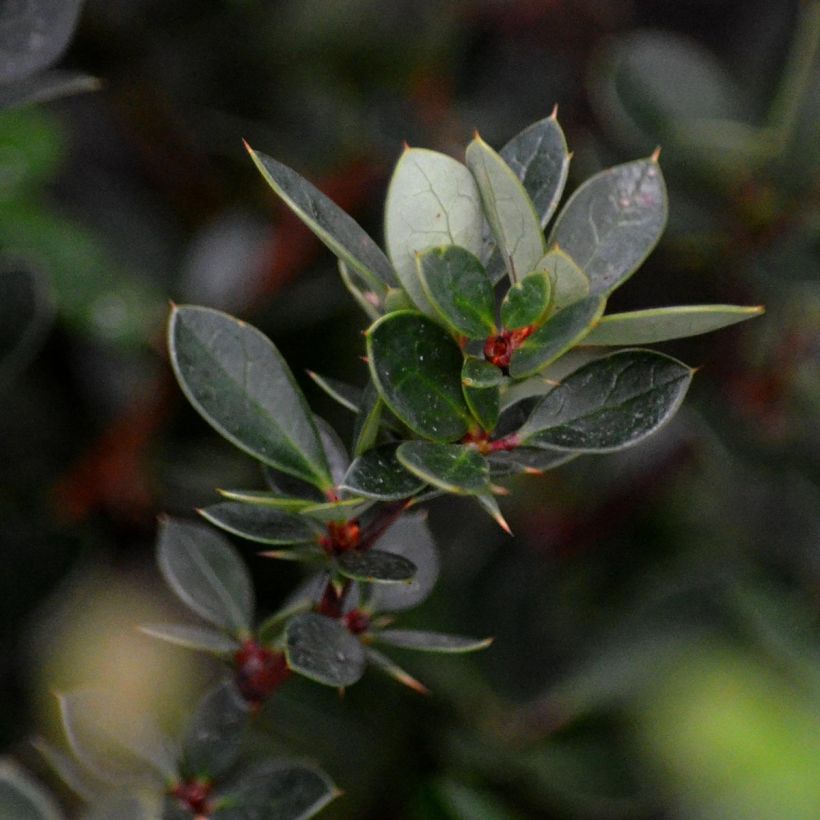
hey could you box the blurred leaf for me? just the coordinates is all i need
[374,630,492,654]
[462,357,501,432]
[467,134,545,283]
[436,778,525,820]
[198,502,318,546]
[519,349,692,451]
[84,793,158,820]
[385,148,483,314]
[139,624,240,655]
[298,497,372,523]
[501,270,552,330]
[509,295,605,379]
[549,158,667,295]
[367,310,471,441]
[336,549,417,584]
[365,648,429,695]
[246,147,396,292]
[0,760,62,820]
[535,248,589,311]
[216,490,315,512]
[0,107,63,191]
[306,371,362,414]
[0,265,52,381]
[314,416,349,486]
[488,448,577,476]
[585,304,764,345]
[351,381,382,457]
[157,517,254,636]
[417,245,496,339]
[285,613,366,687]
[168,305,332,491]
[34,739,100,803]
[341,444,426,500]
[0,70,98,110]
[397,442,490,496]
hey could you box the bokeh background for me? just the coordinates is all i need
[1,0,818,817]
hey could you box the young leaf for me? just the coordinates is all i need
[168,305,332,491]
[461,357,501,432]
[500,110,571,228]
[0,760,63,820]
[352,381,383,456]
[336,550,417,584]
[373,629,493,653]
[216,490,314,513]
[365,648,430,695]
[341,444,426,500]
[157,517,254,635]
[548,156,667,295]
[139,623,240,655]
[298,497,373,522]
[397,442,490,495]
[245,146,397,291]
[518,349,693,452]
[583,304,764,345]
[535,247,590,310]
[198,502,318,546]
[384,148,483,314]
[306,371,362,414]
[466,134,545,282]
[500,270,552,330]
[417,245,496,339]
[285,613,366,687]
[215,760,338,820]
[367,311,472,441]
[509,294,606,379]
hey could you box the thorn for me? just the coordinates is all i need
[490,484,510,496]
[338,687,346,699]
[241,138,254,154]
[753,305,766,314]
[550,102,559,119]
[691,365,703,375]
[523,467,544,475]
[359,356,370,364]
[542,378,561,386]
[490,507,512,535]
[168,299,177,310]
[401,140,411,152]
[399,672,431,696]
[472,128,481,140]
[651,146,662,162]
[567,151,574,161]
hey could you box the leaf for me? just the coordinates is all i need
[0,760,63,820]
[466,134,545,282]
[535,247,590,310]
[180,681,248,780]
[367,310,472,441]
[474,492,512,535]
[548,157,667,295]
[298,497,373,522]
[138,624,240,655]
[0,266,53,382]
[488,448,577,476]
[436,778,525,820]
[583,304,764,345]
[313,416,349,486]
[352,381,382,457]
[262,465,325,502]
[518,349,693,452]
[337,259,382,320]
[198,502,318,546]
[307,371,362,414]
[461,357,501,432]
[157,517,254,635]
[0,70,98,111]
[341,444,426,500]
[58,691,175,787]
[215,760,338,820]
[285,613,366,687]
[335,550,417,584]
[374,629,493,653]
[509,295,606,379]
[365,648,430,695]
[257,546,325,563]
[168,305,332,491]
[397,442,490,495]
[500,110,571,228]
[216,490,314,512]
[384,147,483,314]
[417,245,496,339]
[500,270,552,330]
[257,600,313,644]
[245,146,397,291]
[33,739,101,803]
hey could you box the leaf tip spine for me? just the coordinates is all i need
[549,102,559,119]
[651,146,662,163]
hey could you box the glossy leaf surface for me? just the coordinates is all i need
[461,357,501,431]
[335,550,417,584]
[198,502,317,545]
[500,270,552,329]
[341,444,426,500]
[397,442,490,495]
[285,613,366,687]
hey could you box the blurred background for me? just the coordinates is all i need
[1,0,818,817]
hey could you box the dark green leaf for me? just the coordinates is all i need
[467,134,545,282]
[374,629,493,653]
[352,381,382,457]
[461,357,501,432]
[501,270,552,330]
[336,550,417,584]
[384,148,483,314]
[285,613,366,687]
[138,624,240,655]
[0,761,62,820]
[246,147,397,291]
[257,600,313,644]
[215,760,338,820]
[314,416,349,485]
[298,497,373,522]
[197,502,317,546]
[168,305,332,491]
[488,448,578,476]
[337,259,382,320]
[157,517,254,635]
[262,465,325,502]
[584,304,764,345]
[518,349,693,452]
[548,157,667,294]
[436,778,526,820]
[535,247,590,310]
[0,266,53,382]
[509,295,606,378]
[341,444,426,500]
[257,545,326,563]
[367,311,472,441]
[384,287,414,312]
[417,245,496,339]
[461,356,504,388]
[217,490,314,513]
[306,371,361,414]
[397,442,490,495]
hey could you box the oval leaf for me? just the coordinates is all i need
[336,550,417,584]
[197,503,317,546]
[374,629,493,653]
[518,349,693,452]
[285,613,366,687]
[157,517,254,635]
[417,245,496,339]
[535,247,590,310]
[583,304,764,346]
[0,761,62,820]
[461,357,501,432]
[367,311,471,441]
[467,134,545,282]
[397,442,490,496]
[385,148,483,314]
[501,270,552,330]
[548,157,667,294]
[341,444,426,500]
[245,146,397,291]
[168,305,332,491]
[509,295,606,379]
[139,623,240,655]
